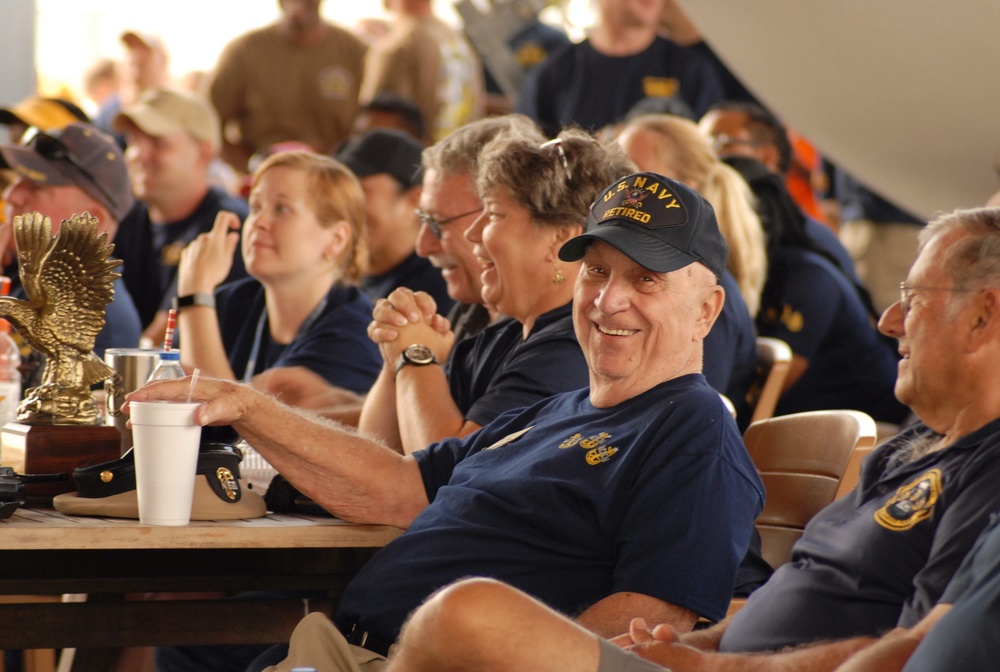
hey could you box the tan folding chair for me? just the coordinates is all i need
[746,337,793,425]
[744,409,877,569]
[835,438,879,500]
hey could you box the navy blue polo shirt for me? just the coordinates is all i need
[336,376,764,646]
[721,418,1000,652]
[516,35,725,134]
[216,278,380,393]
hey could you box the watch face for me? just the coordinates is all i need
[404,344,436,365]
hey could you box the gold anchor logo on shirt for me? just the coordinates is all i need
[558,431,619,465]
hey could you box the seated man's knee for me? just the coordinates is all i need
[402,578,516,647]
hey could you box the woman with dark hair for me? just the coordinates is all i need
[725,155,909,424]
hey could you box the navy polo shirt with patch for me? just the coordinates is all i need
[721,417,1000,653]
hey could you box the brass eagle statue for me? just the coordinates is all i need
[0,211,120,425]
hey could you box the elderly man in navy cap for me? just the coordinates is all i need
[386,204,1000,672]
[1,123,141,355]
[131,172,762,672]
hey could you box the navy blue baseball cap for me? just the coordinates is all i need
[559,172,728,279]
[335,128,424,189]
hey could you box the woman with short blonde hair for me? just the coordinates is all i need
[176,150,380,396]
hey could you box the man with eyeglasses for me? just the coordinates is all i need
[0,123,141,357]
[698,100,859,282]
[380,206,1000,672]
[247,118,514,422]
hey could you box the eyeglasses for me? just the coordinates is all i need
[415,207,482,238]
[28,129,119,209]
[541,138,572,182]
[898,282,976,318]
[710,133,765,155]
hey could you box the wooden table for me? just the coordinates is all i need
[0,507,401,666]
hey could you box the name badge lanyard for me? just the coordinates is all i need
[243,296,328,383]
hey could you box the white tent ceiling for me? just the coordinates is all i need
[682,0,1000,219]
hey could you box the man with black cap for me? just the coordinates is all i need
[336,128,452,313]
[132,172,763,672]
[0,122,141,356]
[385,206,1000,672]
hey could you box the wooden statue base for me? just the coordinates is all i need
[1,422,121,505]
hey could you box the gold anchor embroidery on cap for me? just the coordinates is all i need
[216,467,239,501]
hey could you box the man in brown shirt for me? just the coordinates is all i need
[209,0,367,171]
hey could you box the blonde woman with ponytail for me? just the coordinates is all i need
[617,113,766,317]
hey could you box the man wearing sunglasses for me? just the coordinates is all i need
[0,123,141,357]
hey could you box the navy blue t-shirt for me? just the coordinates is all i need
[721,418,1000,652]
[902,513,1000,672]
[336,375,764,645]
[704,270,757,428]
[804,216,860,283]
[445,302,588,427]
[216,278,380,393]
[516,35,725,135]
[360,251,454,316]
[756,245,908,423]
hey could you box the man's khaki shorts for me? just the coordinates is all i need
[263,612,387,672]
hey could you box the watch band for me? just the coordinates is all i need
[174,293,216,310]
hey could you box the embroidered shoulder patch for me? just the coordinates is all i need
[874,468,942,531]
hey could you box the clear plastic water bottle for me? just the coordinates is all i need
[146,350,185,382]
[0,319,21,424]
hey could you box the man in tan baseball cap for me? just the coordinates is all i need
[111,88,247,344]
[113,88,220,151]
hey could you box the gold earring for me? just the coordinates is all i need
[552,261,566,284]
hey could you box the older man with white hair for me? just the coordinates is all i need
[384,206,1000,672]
[133,172,764,672]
